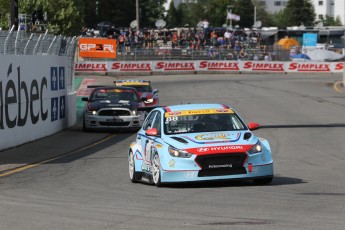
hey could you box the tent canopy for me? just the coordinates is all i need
[277,37,299,49]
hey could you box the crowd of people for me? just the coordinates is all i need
[80,26,271,60]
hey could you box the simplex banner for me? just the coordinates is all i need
[74,60,345,73]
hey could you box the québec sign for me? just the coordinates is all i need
[0,63,66,130]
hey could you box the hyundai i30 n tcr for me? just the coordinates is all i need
[128,103,274,186]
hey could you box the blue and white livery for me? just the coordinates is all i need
[128,104,274,187]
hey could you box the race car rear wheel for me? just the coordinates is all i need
[129,150,141,183]
[152,154,162,187]
[253,176,273,185]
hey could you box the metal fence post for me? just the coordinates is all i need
[4,25,15,55]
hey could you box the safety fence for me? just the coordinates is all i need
[0,26,78,94]
[0,27,78,151]
[78,46,291,62]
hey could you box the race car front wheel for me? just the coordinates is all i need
[152,154,162,187]
[129,150,141,183]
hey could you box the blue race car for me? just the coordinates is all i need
[128,104,274,186]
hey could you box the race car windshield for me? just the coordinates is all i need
[91,89,138,101]
[164,113,246,134]
[127,85,152,93]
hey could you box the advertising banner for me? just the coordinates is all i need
[242,61,285,72]
[152,61,196,72]
[74,60,344,74]
[0,56,69,150]
[75,61,108,72]
[78,38,117,59]
[286,62,332,73]
[197,61,240,71]
[108,61,152,72]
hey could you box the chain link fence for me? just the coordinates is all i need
[111,46,291,62]
[0,26,78,93]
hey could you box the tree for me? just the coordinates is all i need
[321,15,342,26]
[165,1,178,28]
[0,0,9,29]
[233,0,254,28]
[252,0,274,27]
[18,0,84,35]
[140,0,166,28]
[283,0,316,27]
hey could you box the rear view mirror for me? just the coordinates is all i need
[247,122,260,131]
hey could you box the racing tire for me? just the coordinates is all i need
[129,150,141,183]
[152,154,162,187]
[82,117,89,132]
[253,176,273,185]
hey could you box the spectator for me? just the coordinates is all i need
[208,46,219,60]
[238,48,248,60]
[203,19,209,35]
[125,36,131,53]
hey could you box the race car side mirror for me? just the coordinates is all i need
[82,97,89,101]
[153,89,159,94]
[146,128,158,136]
[247,122,260,131]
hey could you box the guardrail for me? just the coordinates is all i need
[1,26,77,94]
[0,27,78,151]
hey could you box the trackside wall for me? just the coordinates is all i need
[0,55,76,150]
[74,60,344,74]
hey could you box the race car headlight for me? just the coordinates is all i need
[168,146,192,158]
[87,110,97,115]
[247,141,262,154]
[144,98,154,103]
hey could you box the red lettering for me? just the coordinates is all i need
[335,63,343,70]
[199,61,207,69]
[111,63,120,70]
[243,62,252,69]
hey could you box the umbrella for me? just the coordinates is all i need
[307,49,344,62]
[291,53,310,59]
[97,21,115,28]
[277,37,299,49]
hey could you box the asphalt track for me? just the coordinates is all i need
[1,73,345,230]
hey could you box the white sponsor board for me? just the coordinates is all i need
[108,61,152,72]
[75,61,107,72]
[0,55,74,150]
[74,61,345,74]
[152,61,196,72]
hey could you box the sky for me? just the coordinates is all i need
[164,0,172,10]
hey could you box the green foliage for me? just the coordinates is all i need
[18,0,84,35]
[0,0,9,29]
[284,0,316,27]
[233,0,254,28]
[321,15,343,26]
[166,1,178,27]
[252,0,274,27]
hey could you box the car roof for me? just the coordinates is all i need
[115,80,151,86]
[93,86,137,91]
[164,104,232,111]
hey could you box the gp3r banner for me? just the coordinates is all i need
[78,38,117,59]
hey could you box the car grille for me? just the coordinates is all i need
[98,110,131,116]
[99,122,131,126]
[195,153,247,177]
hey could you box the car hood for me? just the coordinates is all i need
[89,100,138,110]
[165,131,257,154]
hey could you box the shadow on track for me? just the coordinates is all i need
[160,176,305,189]
[261,124,345,129]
